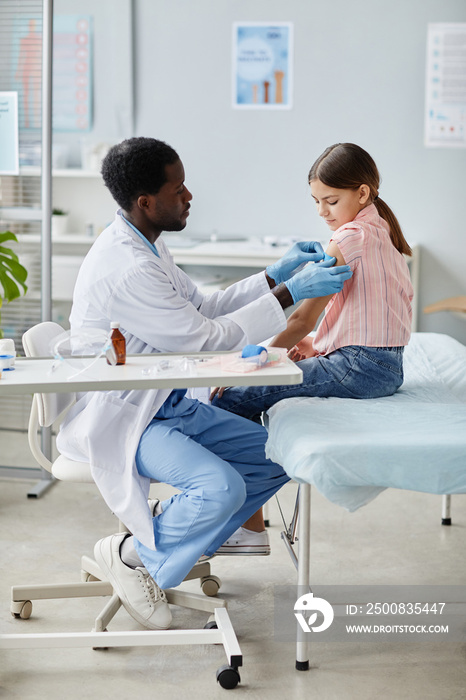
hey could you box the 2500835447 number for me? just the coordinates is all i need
[364,602,446,615]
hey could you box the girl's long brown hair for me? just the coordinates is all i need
[308,143,412,256]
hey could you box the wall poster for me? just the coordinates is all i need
[53,15,93,132]
[232,22,293,109]
[11,14,93,134]
[0,92,19,174]
[425,23,466,148]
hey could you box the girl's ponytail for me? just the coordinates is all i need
[374,198,412,256]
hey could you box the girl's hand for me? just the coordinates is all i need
[288,336,317,362]
[288,346,306,362]
[210,386,230,401]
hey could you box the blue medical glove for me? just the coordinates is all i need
[285,258,352,304]
[266,241,325,285]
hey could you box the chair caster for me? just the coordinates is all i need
[92,628,109,651]
[204,615,220,643]
[204,620,218,630]
[201,574,221,596]
[216,664,241,689]
[204,614,220,634]
[11,600,32,619]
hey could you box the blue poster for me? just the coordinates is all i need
[0,92,19,174]
[232,22,293,109]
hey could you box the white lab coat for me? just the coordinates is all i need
[57,212,287,548]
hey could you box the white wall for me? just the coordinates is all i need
[133,0,466,342]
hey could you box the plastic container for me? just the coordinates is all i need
[0,339,16,368]
[107,322,126,365]
[0,354,15,371]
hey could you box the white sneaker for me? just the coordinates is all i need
[94,533,172,630]
[215,527,270,556]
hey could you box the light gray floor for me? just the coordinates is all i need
[1,445,466,700]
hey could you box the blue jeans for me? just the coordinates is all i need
[212,346,404,422]
[133,393,289,589]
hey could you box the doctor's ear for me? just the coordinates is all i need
[136,194,153,211]
[358,185,371,205]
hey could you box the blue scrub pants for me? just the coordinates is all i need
[133,393,289,589]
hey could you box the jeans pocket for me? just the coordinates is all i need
[359,347,404,376]
[338,347,404,398]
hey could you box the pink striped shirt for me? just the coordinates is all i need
[312,204,413,355]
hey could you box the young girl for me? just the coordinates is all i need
[211,142,414,422]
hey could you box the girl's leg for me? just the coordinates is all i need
[133,401,289,588]
[211,346,404,420]
[242,509,266,531]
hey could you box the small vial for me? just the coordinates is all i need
[107,322,126,365]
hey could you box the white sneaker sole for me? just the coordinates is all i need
[215,545,271,556]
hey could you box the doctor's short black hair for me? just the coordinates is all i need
[101,137,180,211]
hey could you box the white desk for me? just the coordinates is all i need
[168,239,291,268]
[0,352,302,396]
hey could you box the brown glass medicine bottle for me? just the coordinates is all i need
[107,322,126,365]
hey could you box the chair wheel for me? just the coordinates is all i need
[11,600,33,619]
[201,575,221,596]
[92,628,109,651]
[216,664,240,689]
[204,620,218,629]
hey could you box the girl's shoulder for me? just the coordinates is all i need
[331,221,364,244]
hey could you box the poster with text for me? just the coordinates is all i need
[0,92,19,174]
[425,23,466,148]
[53,15,93,132]
[12,16,41,132]
[11,14,93,133]
[232,23,293,109]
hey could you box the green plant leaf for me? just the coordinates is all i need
[0,257,28,287]
[0,269,21,302]
[0,231,18,245]
[0,231,28,335]
[0,246,20,263]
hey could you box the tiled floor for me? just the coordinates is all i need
[1,445,466,700]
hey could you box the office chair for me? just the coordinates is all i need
[4,321,242,690]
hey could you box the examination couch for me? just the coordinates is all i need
[264,332,466,668]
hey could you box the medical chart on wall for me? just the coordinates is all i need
[53,15,93,132]
[12,16,42,132]
[424,23,466,148]
[232,22,293,109]
[0,92,19,175]
[11,14,93,134]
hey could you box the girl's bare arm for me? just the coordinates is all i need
[270,241,346,349]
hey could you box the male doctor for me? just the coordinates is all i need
[57,137,352,631]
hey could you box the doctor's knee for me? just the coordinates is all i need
[207,472,247,518]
